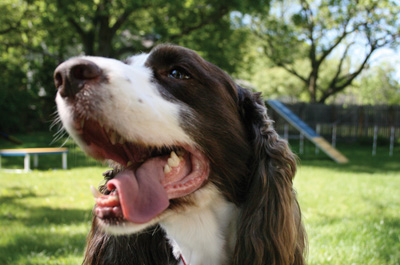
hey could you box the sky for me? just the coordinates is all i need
[370,48,400,80]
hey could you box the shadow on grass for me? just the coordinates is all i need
[0,228,87,264]
[0,188,91,264]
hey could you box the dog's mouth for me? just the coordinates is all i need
[73,117,209,225]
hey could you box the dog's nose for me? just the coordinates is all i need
[54,59,102,98]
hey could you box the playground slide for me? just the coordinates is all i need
[267,100,348,164]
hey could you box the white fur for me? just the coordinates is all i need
[56,94,88,149]
[161,184,238,265]
[102,184,238,265]
[57,53,194,151]
[57,52,238,265]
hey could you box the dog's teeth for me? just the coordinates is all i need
[99,121,104,127]
[90,185,102,198]
[127,161,133,167]
[110,131,117,145]
[118,136,125,144]
[164,164,172,174]
[171,151,179,160]
[81,119,85,128]
[168,151,181,167]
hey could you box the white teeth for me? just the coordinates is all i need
[127,161,133,167]
[119,136,125,144]
[90,185,102,198]
[164,151,184,174]
[164,164,172,174]
[168,151,181,167]
[99,120,104,128]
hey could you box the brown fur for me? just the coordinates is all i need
[233,88,306,265]
[68,45,307,265]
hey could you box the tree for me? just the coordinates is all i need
[0,0,270,133]
[49,0,267,58]
[251,0,400,103]
[333,62,400,105]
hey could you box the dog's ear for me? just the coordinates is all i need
[234,87,306,265]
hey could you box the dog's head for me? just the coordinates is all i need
[55,44,305,265]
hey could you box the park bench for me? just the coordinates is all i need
[0,148,68,172]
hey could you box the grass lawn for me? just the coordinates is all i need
[1,132,400,264]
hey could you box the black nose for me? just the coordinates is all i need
[54,59,102,98]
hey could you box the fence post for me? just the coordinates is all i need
[332,124,337,148]
[389,126,395,157]
[284,124,289,141]
[299,133,304,154]
[315,124,320,155]
[372,126,378,156]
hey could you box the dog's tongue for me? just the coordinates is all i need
[106,157,169,223]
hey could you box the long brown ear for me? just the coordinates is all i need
[233,87,306,265]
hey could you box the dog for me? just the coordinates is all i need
[54,44,306,265]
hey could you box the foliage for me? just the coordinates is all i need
[331,62,400,105]
[251,0,400,103]
[0,0,269,133]
[1,0,400,134]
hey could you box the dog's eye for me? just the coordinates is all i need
[169,69,191,80]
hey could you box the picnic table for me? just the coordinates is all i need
[0,148,68,172]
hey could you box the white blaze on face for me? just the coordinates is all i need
[56,52,194,151]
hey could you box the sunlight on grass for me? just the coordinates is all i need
[1,132,400,264]
[295,167,400,265]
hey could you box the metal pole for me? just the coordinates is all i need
[62,152,67,169]
[284,124,289,141]
[332,124,337,148]
[389,126,395,157]
[372,126,378,156]
[33,155,38,168]
[300,133,304,154]
[315,124,320,155]
[24,154,30,172]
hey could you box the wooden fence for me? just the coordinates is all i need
[268,103,400,141]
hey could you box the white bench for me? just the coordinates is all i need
[0,148,68,172]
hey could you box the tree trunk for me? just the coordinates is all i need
[308,72,317,103]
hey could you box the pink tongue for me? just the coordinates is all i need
[106,157,169,224]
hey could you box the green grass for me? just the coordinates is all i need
[1,132,400,264]
[293,140,400,265]
[0,167,105,264]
